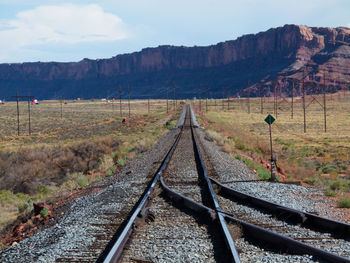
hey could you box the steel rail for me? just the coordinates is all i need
[223,214,350,263]
[159,177,350,263]
[190,119,241,263]
[211,178,350,238]
[101,122,184,263]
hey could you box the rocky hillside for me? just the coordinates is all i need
[0,24,349,99]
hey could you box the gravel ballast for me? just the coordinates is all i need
[196,126,350,262]
[1,106,349,263]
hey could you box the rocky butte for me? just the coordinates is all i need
[0,24,349,99]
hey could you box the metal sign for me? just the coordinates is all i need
[265,114,275,125]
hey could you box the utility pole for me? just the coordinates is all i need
[128,86,131,118]
[323,72,327,132]
[173,84,176,111]
[222,89,225,110]
[247,81,251,114]
[147,88,151,114]
[199,88,202,111]
[206,89,208,113]
[302,70,307,133]
[260,81,264,114]
[214,92,217,110]
[118,86,123,117]
[112,97,115,113]
[273,80,277,117]
[27,97,31,135]
[291,80,294,119]
[226,92,230,110]
[15,92,20,136]
[166,88,169,114]
[60,97,63,119]
[11,93,34,136]
[227,91,229,110]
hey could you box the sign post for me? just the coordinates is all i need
[265,114,276,181]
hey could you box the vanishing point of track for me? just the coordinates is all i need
[58,105,350,262]
[96,105,349,263]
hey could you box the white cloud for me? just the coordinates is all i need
[0,4,129,48]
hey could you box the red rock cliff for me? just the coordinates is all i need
[0,24,349,98]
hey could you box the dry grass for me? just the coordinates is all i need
[194,92,350,197]
[0,99,181,232]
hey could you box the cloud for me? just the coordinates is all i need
[0,4,129,48]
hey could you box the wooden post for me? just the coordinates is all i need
[260,82,263,114]
[16,92,20,136]
[227,92,229,110]
[147,88,150,114]
[166,88,169,114]
[323,72,327,132]
[60,97,63,119]
[302,70,306,133]
[128,87,131,118]
[206,89,208,113]
[27,97,31,135]
[291,80,294,119]
[247,81,250,114]
[118,87,123,117]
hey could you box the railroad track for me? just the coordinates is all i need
[96,105,349,263]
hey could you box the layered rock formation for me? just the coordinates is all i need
[0,24,349,99]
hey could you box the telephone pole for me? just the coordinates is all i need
[260,81,264,114]
[247,81,251,114]
[118,86,123,117]
[302,70,306,133]
[166,88,169,114]
[323,72,327,132]
[60,97,63,119]
[206,88,208,113]
[128,86,131,118]
[11,93,34,136]
[222,89,225,110]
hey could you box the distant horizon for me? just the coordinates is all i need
[1,1,349,63]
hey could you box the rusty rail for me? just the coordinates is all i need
[211,178,350,238]
[160,177,350,263]
[190,117,241,263]
[99,119,184,263]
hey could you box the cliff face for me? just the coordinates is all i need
[0,24,349,99]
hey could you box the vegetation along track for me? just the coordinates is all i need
[59,104,349,263]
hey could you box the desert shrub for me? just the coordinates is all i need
[117,158,126,166]
[40,207,49,217]
[328,178,350,191]
[238,157,271,180]
[304,177,322,185]
[77,177,89,187]
[222,143,235,154]
[318,162,338,174]
[106,166,116,177]
[205,130,224,145]
[234,155,242,161]
[0,136,120,194]
[235,138,246,150]
[338,198,350,208]
[324,188,337,197]
[36,185,49,195]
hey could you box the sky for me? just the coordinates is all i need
[0,0,349,63]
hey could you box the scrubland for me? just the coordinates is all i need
[194,92,350,207]
[0,99,179,235]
